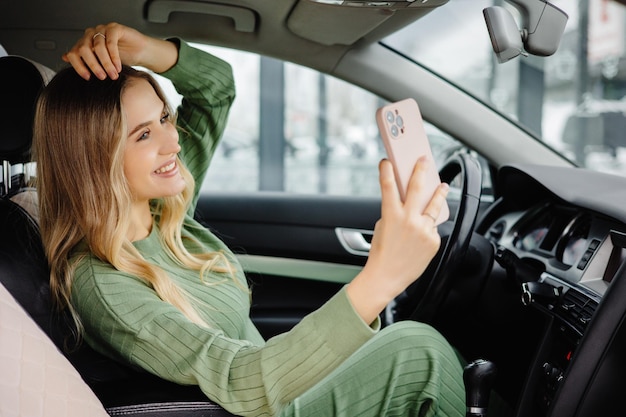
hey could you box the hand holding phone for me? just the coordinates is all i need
[376,98,449,224]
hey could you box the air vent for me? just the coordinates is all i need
[556,289,598,335]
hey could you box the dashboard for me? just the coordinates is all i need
[476,163,626,416]
[487,202,626,299]
[481,163,626,298]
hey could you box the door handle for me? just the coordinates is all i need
[335,227,373,257]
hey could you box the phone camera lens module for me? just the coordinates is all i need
[386,111,395,123]
[391,125,399,137]
[395,115,404,129]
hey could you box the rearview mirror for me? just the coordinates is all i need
[483,6,525,63]
[484,0,568,63]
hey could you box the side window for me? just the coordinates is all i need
[154,45,490,198]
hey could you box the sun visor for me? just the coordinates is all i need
[287,0,448,46]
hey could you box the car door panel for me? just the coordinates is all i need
[194,192,472,339]
[195,192,377,338]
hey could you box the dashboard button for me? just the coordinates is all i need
[588,239,601,250]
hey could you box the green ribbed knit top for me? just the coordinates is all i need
[70,40,379,417]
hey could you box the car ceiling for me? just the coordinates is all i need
[0,0,448,72]
[0,0,579,169]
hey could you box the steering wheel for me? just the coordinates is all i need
[392,152,483,324]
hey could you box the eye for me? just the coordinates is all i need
[160,112,171,124]
[138,129,150,141]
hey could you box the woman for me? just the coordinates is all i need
[33,22,465,416]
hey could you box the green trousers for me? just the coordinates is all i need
[279,321,466,417]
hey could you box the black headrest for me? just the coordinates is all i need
[0,56,54,164]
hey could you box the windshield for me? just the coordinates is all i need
[382,0,626,176]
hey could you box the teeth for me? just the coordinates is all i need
[155,162,175,174]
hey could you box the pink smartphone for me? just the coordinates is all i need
[376,98,449,225]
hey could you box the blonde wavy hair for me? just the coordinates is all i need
[33,65,232,331]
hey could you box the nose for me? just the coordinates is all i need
[160,122,181,155]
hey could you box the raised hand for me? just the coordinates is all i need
[346,157,449,325]
[62,22,178,80]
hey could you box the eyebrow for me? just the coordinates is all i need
[129,121,152,137]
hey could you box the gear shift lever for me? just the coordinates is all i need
[463,359,497,417]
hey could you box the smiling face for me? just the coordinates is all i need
[122,78,184,206]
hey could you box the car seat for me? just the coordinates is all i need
[0,280,109,416]
[0,55,235,416]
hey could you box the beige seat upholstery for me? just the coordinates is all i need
[0,282,109,417]
[10,186,38,223]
